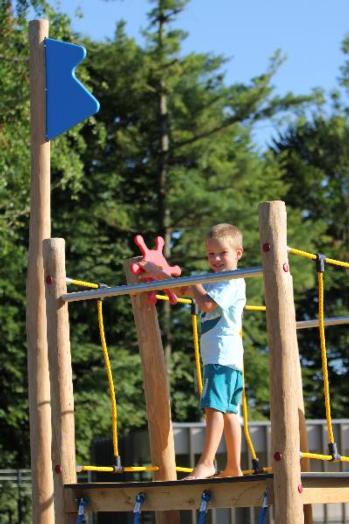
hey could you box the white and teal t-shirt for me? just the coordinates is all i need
[200,278,246,371]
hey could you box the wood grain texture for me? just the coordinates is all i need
[43,238,76,524]
[125,259,179,524]
[27,19,54,524]
[259,201,304,523]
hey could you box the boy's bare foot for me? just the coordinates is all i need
[181,464,216,480]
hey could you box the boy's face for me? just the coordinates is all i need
[206,237,243,272]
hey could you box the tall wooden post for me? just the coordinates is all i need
[43,239,77,524]
[259,201,304,524]
[125,260,180,524]
[26,19,54,524]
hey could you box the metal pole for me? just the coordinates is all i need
[296,316,349,330]
[62,267,263,303]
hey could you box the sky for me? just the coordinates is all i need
[46,0,349,145]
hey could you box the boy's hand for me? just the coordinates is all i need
[176,285,190,297]
[137,260,172,281]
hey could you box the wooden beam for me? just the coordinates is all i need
[259,201,304,523]
[27,19,54,524]
[64,476,273,512]
[124,259,179,524]
[63,473,349,513]
[43,238,77,524]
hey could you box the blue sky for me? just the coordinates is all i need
[49,0,349,144]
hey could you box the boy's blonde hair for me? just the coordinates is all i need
[207,223,243,251]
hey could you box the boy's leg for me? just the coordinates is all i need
[218,412,243,477]
[182,408,223,479]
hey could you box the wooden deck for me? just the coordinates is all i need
[64,472,349,513]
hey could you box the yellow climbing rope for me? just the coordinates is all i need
[154,293,203,393]
[68,277,161,473]
[301,451,349,463]
[67,277,99,289]
[191,304,203,395]
[317,270,335,445]
[77,464,159,473]
[97,299,119,458]
[241,377,258,465]
[155,294,192,305]
[245,305,266,312]
[289,247,349,460]
[289,247,349,269]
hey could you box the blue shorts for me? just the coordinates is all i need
[200,364,243,414]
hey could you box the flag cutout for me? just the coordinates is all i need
[45,38,100,140]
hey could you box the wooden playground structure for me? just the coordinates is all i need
[26,19,349,524]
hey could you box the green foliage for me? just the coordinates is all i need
[0,479,31,524]
[1,0,347,475]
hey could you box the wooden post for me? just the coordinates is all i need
[259,201,304,524]
[26,19,54,524]
[297,365,313,523]
[125,260,180,524]
[43,239,77,524]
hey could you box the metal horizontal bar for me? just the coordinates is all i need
[61,267,263,304]
[296,316,349,330]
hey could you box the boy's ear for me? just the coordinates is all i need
[236,248,243,261]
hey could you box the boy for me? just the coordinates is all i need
[181,223,246,479]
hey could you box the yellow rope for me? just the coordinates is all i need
[288,248,346,453]
[191,307,203,395]
[301,452,349,463]
[155,294,267,311]
[317,271,335,444]
[97,299,119,458]
[67,278,99,289]
[322,257,349,269]
[176,466,193,473]
[288,247,317,261]
[245,305,266,312]
[155,294,192,305]
[243,466,272,475]
[78,465,159,473]
[289,247,349,268]
[241,376,258,462]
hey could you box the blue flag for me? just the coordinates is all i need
[45,38,100,140]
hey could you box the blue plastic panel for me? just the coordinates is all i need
[45,38,100,140]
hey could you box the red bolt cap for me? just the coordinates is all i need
[298,483,303,494]
[263,243,271,252]
[283,263,289,272]
[54,464,62,474]
[273,451,283,461]
[46,275,54,285]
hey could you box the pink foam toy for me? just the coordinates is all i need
[131,235,181,305]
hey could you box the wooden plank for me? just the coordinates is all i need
[64,473,349,513]
[303,487,349,505]
[64,477,273,512]
[302,472,349,503]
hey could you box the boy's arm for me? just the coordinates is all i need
[189,284,217,313]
